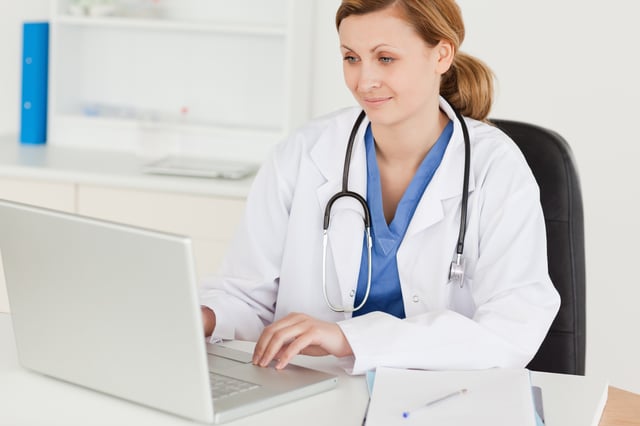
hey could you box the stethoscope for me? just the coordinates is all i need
[321,102,471,313]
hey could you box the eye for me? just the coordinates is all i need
[343,55,360,63]
[379,56,394,64]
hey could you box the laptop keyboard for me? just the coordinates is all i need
[210,372,260,400]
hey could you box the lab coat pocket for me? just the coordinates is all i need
[448,276,476,319]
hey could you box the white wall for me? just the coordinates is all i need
[455,0,640,394]
[311,0,640,394]
[1,0,639,393]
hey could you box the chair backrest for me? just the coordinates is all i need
[492,119,586,375]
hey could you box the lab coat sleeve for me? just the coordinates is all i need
[338,143,561,375]
[199,143,295,341]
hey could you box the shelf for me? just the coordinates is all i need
[47,0,315,162]
[49,113,284,163]
[55,113,284,139]
[53,15,288,36]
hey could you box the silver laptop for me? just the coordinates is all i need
[0,199,337,424]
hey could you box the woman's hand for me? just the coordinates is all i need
[252,312,353,369]
[201,306,216,337]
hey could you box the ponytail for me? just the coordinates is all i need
[441,51,495,122]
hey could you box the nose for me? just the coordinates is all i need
[357,62,381,91]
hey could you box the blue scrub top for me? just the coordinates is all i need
[353,120,453,318]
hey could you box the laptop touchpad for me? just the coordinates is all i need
[207,344,254,363]
[207,354,247,371]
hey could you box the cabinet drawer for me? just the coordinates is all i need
[192,239,231,282]
[76,184,246,241]
[0,177,75,212]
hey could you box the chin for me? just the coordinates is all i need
[359,104,386,119]
[364,110,401,128]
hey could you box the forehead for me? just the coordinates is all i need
[338,7,423,50]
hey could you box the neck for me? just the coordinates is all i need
[371,107,449,169]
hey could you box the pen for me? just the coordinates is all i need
[361,397,371,426]
[402,388,468,418]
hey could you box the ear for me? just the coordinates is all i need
[435,40,455,75]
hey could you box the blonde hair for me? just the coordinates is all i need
[336,0,494,121]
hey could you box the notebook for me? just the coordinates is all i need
[0,199,337,424]
[530,371,608,426]
[363,370,546,426]
[364,367,537,426]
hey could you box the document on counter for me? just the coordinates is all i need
[530,371,609,426]
[364,367,536,426]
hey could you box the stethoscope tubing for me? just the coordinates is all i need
[322,101,470,312]
[451,106,470,257]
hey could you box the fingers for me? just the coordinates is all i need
[253,313,308,367]
[274,332,317,369]
[201,306,216,337]
[252,313,352,369]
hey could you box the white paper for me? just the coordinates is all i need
[365,367,536,426]
[530,371,609,426]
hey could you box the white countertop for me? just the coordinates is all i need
[0,312,610,426]
[0,135,255,198]
[0,313,369,426]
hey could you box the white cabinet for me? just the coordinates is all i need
[0,177,75,212]
[0,175,247,313]
[48,0,315,162]
[76,184,245,278]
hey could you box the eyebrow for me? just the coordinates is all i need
[340,43,396,53]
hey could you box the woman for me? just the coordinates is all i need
[200,0,560,375]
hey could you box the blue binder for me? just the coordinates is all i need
[20,22,49,144]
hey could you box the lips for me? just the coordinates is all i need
[362,96,392,106]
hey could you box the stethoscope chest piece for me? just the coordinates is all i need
[449,253,465,288]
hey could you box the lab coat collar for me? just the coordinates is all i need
[310,107,368,189]
[308,100,476,307]
[404,97,477,238]
[308,99,476,201]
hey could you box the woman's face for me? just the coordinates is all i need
[338,7,453,128]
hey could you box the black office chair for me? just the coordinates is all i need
[491,119,586,375]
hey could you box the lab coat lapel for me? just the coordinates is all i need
[311,109,368,311]
[405,108,476,239]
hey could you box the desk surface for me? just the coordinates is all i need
[600,387,640,426]
[0,135,253,198]
[0,314,637,425]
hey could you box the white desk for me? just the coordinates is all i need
[0,314,612,425]
[0,135,253,199]
[0,314,368,426]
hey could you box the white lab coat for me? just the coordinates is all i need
[200,98,560,375]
